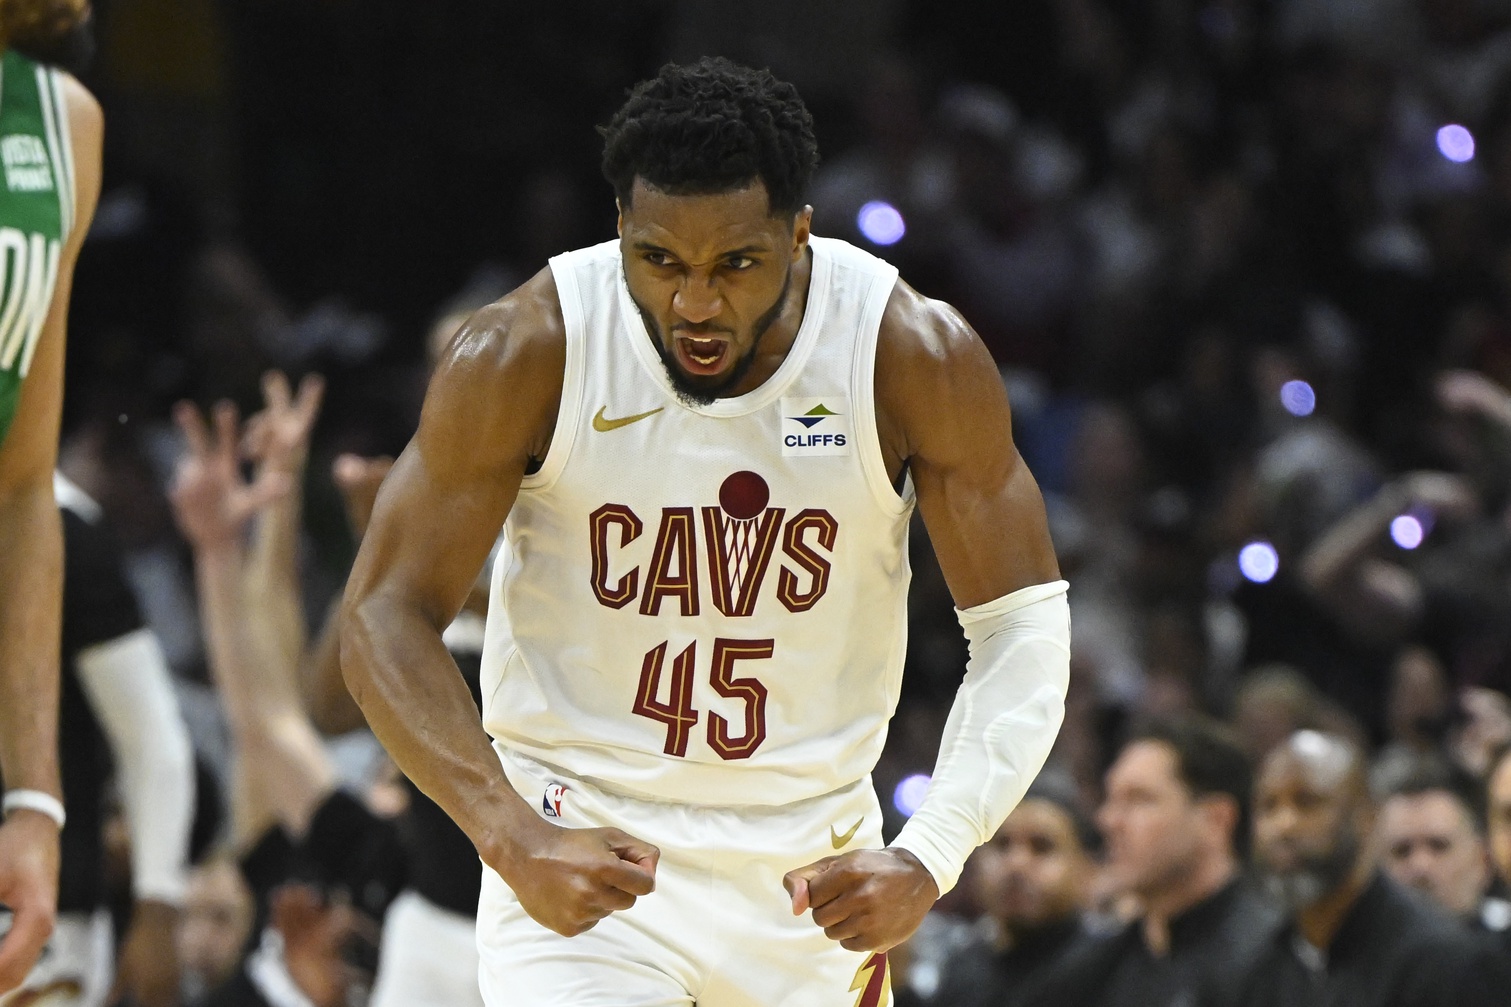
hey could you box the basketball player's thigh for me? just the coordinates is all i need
[695,855,893,1007]
[475,866,697,1007]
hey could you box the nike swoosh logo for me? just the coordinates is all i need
[831,818,864,849]
[592,405,664,432]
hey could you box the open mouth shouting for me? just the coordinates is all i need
[672,331,733,377]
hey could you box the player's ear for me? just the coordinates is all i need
[791,206,813,259]
[616,199,625,238]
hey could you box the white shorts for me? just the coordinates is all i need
[0,909,112,1007]
[369,890,484,1007]
[477,749,895,1007]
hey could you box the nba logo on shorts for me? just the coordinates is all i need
[542,783,568,818]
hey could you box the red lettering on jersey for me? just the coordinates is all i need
[589,503,642,609]
[778,508,838,612]
[632,641,700,756]
[706,638,772,760]
[640,507,700,616]
[701,506,785,617]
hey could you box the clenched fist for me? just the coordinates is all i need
[784,847,939,953]
[494,818,660,937]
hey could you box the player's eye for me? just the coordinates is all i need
[725,256,756,270]
[644,252,676,267]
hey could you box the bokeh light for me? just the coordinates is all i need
[1238,541,1280,583]
[1390,514,1425,550]
[858,201,906,245]
[1279,380,1316,417]
[1437,124,1475,163]
[893,773,931,817]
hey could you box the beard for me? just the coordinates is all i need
[631,264,793,408]
[1258,828,1360,913]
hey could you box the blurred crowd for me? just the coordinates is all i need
[26,0,1511,1004]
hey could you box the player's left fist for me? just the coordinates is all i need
[783,848,939,952]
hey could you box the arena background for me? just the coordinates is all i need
[38,0,1511,1001]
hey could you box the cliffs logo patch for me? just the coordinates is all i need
[781,396,851,457]
[542,783,568,818]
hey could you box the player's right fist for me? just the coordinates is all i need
[498,821,659,937]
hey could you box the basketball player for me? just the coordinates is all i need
[0,0,103,994]
[342,58,1070,1006]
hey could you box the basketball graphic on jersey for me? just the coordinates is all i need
[718,470,769,519]
[708,471,782,617]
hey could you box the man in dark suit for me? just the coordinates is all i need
[1243,731,1501,1007]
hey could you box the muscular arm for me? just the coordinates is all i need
[875,282,1060,605]
[0,75,101,801]
[0,73,102,992]
[787,282,1067,951]
[343,274,660,937]
[340,275,562,862]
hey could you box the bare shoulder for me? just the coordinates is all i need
[56,72,103,138]
[55,72,102,234]
[434,266,564,390]
[423,266,565,465]
[875,279,1005,461]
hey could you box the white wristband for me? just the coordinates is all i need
[3,789,66,829]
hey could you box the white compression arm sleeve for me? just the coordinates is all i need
[75,627,196,904]
[890,580,1070,894]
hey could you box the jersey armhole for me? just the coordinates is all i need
[40,67,76,239]
[522,255,587,491]
[852,270,913,516]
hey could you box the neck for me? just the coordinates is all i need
[1296,859,1372,950]
[1141,854,1236,957]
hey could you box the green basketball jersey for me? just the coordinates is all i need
[0,49,75,452]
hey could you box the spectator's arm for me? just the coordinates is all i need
[76,629,195,904]
[242,372,323,692]
[76,629,193,1007]
[1438,369,1511,434]
[298,453,393,737]
[301,596,366,736]
[169,400,334,852]
[1298,472,1476,639]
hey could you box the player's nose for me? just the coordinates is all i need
[672,275,722,323]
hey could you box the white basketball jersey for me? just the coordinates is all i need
[480,235,913,807]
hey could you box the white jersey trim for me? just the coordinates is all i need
[849,264,910,517]
[522,260,588,492]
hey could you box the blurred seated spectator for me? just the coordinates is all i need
[178,858,255,1006]
[921,776,1098,1007]
[1485,745,1511,890]
[1375,756,1509,937]
[1232,664,1331,760]
[1244,731,1501,1007]
[1033,716,1280,1007]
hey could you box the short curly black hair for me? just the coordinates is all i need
[600,57,819,217]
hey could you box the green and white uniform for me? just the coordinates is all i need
[0,49,75,452]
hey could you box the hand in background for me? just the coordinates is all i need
[168,400,288,550]
[1436,369,1511,429]
[1394,471,1480,521]
[242,371,325,475]
[1454,687,1511,776]
[332,454,394,543]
